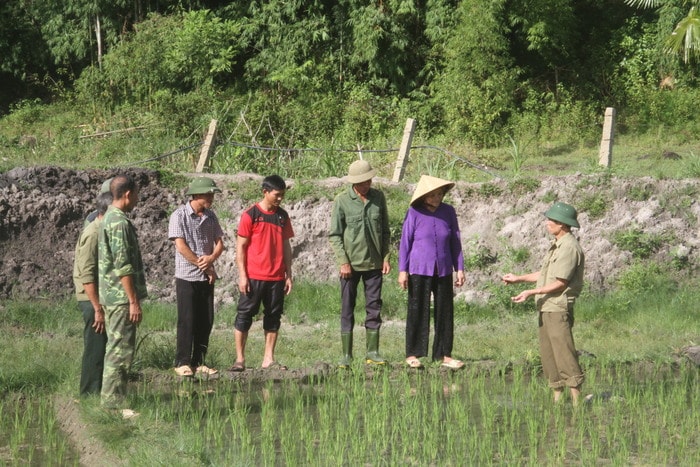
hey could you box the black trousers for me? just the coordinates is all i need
[405,274,454,361]
[79,300,107,396]
[175,278,215,367]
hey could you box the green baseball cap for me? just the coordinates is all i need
[544,202,580,228]
[186,176,222,195]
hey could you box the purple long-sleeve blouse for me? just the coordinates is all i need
[398,203,464,278]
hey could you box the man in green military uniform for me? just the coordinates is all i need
[73,191,112,396]
[99,174,147,416]
[502,202,585,406]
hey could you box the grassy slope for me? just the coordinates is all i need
[2,100,700,181]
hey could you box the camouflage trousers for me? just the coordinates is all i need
[101,304,137,408]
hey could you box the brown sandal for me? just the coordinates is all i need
[228,361,245,372]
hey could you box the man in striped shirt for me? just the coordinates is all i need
[168,177,225,377]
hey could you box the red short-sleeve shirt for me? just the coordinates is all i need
[238,203,294,281]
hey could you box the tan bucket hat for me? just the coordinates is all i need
[346,160,376,184]
[410,175,455,206]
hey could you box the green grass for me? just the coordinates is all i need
[3,77,700,466]
[0,279,698,464]
[2,99,700,182]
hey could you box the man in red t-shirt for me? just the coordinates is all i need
[230,175,294,372]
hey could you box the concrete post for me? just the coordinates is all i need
[598,107,615,168]
[196,119,218,173]
[392,118,416,182]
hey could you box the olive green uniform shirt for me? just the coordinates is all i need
[329,185,391,271]
[73,218,102,302]
[535,232,584,312]
[98,205,148,306]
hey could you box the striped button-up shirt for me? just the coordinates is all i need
[168,201,224,281]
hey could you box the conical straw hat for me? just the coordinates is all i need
[410,175,455,206]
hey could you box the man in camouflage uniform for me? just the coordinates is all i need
[99,174,147,413]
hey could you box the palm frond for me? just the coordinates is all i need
[664,7,700,63]
[624,0,663,9]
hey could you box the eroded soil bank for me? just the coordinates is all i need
[1,166,698,304]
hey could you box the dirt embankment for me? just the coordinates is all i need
[0,166,698,304]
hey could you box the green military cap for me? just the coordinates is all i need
[100,178,113,194]
[544,202,580,228]
[186,177,222,195]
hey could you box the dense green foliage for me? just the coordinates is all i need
[0,0,699,163]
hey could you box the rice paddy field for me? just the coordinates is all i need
[0,279,698,466]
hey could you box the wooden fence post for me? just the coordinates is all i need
[392,118,416,182]
[196,119,218,173]
[598,107,615,168]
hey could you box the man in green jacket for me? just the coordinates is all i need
[99,174,148,416]
[329,160,391,367]
[73,191,111,396]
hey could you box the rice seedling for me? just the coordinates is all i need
[0,278,698,465]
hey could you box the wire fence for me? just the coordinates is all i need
[129,138,502,180]
[124,142,203,167]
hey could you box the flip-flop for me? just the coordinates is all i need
[406,358,423,369]
[228,361,245,372]
[174,365,194,377]
[262,361,288,370]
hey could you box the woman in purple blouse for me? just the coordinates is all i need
[398,175,466,369]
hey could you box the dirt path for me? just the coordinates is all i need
[53,395,124,467]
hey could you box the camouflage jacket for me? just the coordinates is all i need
[98,205,148,306]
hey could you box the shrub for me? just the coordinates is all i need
[626,183,654,201]
[463,237,498,271]
[612,227,666,259]
[577,193,608,219]
[508,177,540,195]
[477,183,503,198]
[616,261,675,294]
[540,190,558,203]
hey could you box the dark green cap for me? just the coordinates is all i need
[186,177,222,195]
[544,202,580,228]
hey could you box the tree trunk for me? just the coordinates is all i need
[95,15,103,69]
